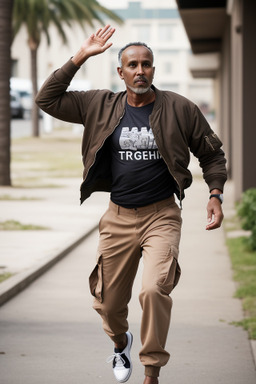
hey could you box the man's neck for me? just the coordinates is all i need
[126,88,155,107]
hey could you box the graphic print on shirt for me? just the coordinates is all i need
[119,127,157,150]
[117,126,161,161]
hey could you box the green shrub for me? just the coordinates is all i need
[237,188,256,250]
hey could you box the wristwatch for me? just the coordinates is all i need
[209,194,223,204]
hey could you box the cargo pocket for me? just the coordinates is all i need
[89,254,103,303]
[157,246,181,295]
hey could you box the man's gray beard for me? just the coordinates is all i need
[127,84,151,95]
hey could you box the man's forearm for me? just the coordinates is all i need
[72,48,90,67]
[35,59,83,123]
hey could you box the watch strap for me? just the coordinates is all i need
[209,194,223,204]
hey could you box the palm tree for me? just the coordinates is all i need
[12,0,123,137]
[0,0,14,186]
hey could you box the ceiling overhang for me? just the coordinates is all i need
[188,53,220,78]
[176,1,228,54]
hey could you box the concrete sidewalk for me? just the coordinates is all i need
[0,176,255,383]
[0,178,109,306]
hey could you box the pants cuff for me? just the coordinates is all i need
[145,366,160,378]
[110,332,127,344]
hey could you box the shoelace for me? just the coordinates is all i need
[106,352,126,367]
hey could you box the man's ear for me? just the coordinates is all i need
[153,66,155,78]
[117,67,124,80]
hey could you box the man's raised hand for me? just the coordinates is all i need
[72,25,115,66]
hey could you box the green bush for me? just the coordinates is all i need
[237,188,256,250]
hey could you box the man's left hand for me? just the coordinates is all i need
[206,196,224,230]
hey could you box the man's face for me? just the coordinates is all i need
[117,45,155,95]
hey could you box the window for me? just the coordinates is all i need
[111,61,118,75]
[159,83,179,92]
[163,62,173,74]
[11,59,18,77]
[134,24,151,42]
[158,25,174,42]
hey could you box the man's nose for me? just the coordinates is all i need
[136,64,144,74]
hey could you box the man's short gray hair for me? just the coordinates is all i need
[118,42,154,67]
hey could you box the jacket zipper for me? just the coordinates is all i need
[80,109,126,191]
[152,129,183,209]
[204,135,215,151]
[158,149,183,209]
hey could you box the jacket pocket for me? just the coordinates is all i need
[204,133,223,152]
[157,246,181,295]
[89,254,103,303]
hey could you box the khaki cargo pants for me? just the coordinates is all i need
[89,196,182,378]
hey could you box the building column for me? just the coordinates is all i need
[241,0,256,194]
[231,0,256,201]
[231,0,243,201]
[220,19,231,179]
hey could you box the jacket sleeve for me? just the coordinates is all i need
[35,59,95,124]
[189,104,227,192]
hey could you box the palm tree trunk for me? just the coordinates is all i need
[0,0,13,185]
[30,47,40,137]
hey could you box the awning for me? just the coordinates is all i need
[188,53,220,78]
[176,0,228,53]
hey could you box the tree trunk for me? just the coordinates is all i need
[30,47,40,137]
[0,0,14,185]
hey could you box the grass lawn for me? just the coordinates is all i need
[226,236,256,339]
[0,194,42,201]
[11,135,83,187]
[0,220,49,230]
[0,272,13,283]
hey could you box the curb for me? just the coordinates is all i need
[0,225,98,307]
[250,340,256,369]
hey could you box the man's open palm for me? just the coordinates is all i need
[81,24,115,57]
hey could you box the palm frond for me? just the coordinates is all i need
[12,0,123,48]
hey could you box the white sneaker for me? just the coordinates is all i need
[107,331,133,383]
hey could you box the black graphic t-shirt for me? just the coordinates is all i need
[110,101,175,208]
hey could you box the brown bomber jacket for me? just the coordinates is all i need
[35,59,227,205]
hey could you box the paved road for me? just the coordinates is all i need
[11,115,51,138]
[0,180,256,384]
[11,118,35,138]
[11,116,80,139]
